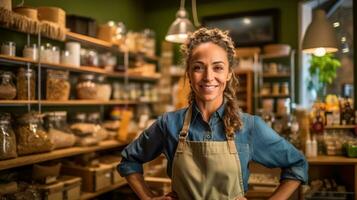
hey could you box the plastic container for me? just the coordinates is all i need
[40,43,53,63]
[37,181,64,200]
[46,69,70,100]
[76,74,97,99]
[0,71,17,100]
[15,112,53,155]
[1,41,16,56]
[0,113,17,160]
[17,68,36,100]
[65,42,81,67]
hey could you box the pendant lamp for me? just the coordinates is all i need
[302,9,338,56]
[165,0,199,43]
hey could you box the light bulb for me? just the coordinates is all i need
[313,48,326,57]
[243,18,251,25]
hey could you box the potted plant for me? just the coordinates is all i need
[307,53,341,100]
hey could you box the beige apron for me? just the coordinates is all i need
[171,106,245,200]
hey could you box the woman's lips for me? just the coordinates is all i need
[199,84,218,92]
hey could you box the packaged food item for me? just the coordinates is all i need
[0,113,17,160]
[96,75,111,101]
[281,82,289,95]
[76,74,97,99]
[80,49,98,66]
[75,136,98,146]
[15,112,53,155]
[70,123,96,136]
[0,71,17,100]
[32,163,62,182]
[17,68,36,100]
[23,44,38,61]
[1,41,16,56]
[87,112,108,141]
[44,112,76,149]
[46,69,70,100]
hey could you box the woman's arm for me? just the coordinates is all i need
[125,173,155,200]
[269,179,301,200]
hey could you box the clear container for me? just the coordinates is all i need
[46,69,70,100]
[17,68,36,100]
[0,71,17,100]
[39,43,53,63]
[61,50,73,65]
[96,75,111,101]
[0,113,17,160]
[16,112,53,155]
[23,44,38,61]
[281,82,289,95]
[51,46,60,64]
[76,74,97,99]
[81,49,99,67]
[1,41,16,56]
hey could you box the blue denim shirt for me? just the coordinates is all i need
[118,103,308,192]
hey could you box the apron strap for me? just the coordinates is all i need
[177,105,193,153]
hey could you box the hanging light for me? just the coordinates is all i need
[302,9,338,56]
[165,0,200,43]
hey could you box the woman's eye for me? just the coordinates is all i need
[213,65,224,71]
[193,65,204,71]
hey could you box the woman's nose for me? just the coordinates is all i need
[204,68,214,81]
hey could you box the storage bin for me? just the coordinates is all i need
[99,156,124,184]
[66,15,97,37]
[61,164,112,192]
[58,176,82,200]
[37,181,64,200]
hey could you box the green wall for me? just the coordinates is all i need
[12,0,146,31]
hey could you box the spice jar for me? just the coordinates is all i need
[17,68,36,100]
[1,41,16,56]
[46,69,70,100]
[23,44,38,61]
[76,74,97,99]
[15,112,53,155]
[0,113,17,160]
[96,75,111,101]
[281,82,289,95]
[0,71,17,100]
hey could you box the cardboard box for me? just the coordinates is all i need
[37,181,64,200]
[58,176,81,200]
[61,164,112,192]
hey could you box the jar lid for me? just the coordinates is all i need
[97,75,107,83]
[1,71,14,78]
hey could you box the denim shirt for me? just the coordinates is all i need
[118,103,308,192]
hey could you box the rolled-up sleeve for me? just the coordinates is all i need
[251,116,308,184]
[117,115,166,177]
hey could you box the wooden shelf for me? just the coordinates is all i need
[66,31,113,49]
[262,73,290,78]
[0,100,160,106]
[80,180,127,200]
[259,94,290,98]
[261,53,290,59]
[0,55,161,81]
[0,140,125,171]
[325,125,356,129]
[307,155,357,165]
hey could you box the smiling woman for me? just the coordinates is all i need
[118,28,308,200]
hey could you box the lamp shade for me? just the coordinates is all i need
[165,8,195,43]
[302,9,338,55]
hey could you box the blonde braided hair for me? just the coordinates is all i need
[181,28,243,136]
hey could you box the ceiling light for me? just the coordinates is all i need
[243,18,251,25]
[302,9,338,56]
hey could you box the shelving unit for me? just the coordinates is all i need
[0,140,125,171]
[80,180,127,200]
[235,69,254,114]
[0,100,160,106]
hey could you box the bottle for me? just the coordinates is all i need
[311,137,318,157]
[305,138,312,157]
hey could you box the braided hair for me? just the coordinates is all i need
[181,28,243,136]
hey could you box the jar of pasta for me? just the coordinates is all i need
[0,71,16,100]
[76,74,97,99]
[46,69,70,100]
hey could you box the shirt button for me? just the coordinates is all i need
[205,134,212,139]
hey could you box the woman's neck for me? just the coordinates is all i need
[195,97,223,122]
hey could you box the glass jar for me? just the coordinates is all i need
[16,112,53,155]
[39,43,53,63]
[281,82,289,95]
[0,71,17,100]
[51,46,60,64]
[76,74,97,99]
[1,41,16,56]
[272,83,280,95]
[17,68,36,100]
[46,69,70,100]
[143,29,155,57]
[61,50,73,65]
[0,113,17,160]
[96,75,111,101]
[23,44,38,61]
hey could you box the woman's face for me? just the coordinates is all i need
[188,42,232,105]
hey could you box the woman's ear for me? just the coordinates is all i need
[227,72,232,81]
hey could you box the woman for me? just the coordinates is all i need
[118,28,308,200]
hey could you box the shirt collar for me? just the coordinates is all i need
[191,99,226,121]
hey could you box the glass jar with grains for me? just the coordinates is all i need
[46,69,70,100]
[0,113,17,160]
[96,75,112,101]
[15,112,53,155]
[17,68,36,100]
[76,74,97,99]
[0,71,17,100]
